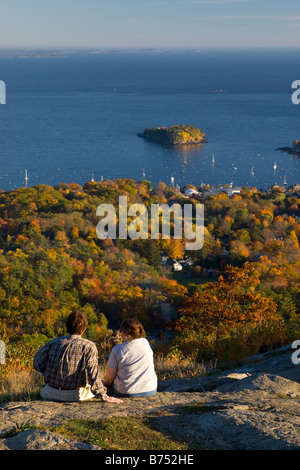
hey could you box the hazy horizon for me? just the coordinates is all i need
[1,46,300,52]
[0,1,299,50]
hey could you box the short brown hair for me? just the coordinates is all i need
[66,310,88,335]
[120,318,146,339]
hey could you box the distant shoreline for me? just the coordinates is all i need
[1,47,300,58]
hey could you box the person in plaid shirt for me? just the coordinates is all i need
[34,310,122,403]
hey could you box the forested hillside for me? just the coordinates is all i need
[0,178,300,366]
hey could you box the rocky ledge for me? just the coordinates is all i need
[1,343,300,450]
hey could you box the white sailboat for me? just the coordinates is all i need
[25,169,28,188]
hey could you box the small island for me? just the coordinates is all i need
[277,140,300,157]
[294,140,300,151]
[138,125,207,146]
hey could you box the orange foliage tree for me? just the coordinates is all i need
[173,263,286,361]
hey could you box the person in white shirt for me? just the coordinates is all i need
[104,318,157,397]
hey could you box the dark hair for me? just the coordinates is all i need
[66,310,88,335]
[120,318,146,339]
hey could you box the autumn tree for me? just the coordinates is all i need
[173,263,285,361]
[168,238,185,259]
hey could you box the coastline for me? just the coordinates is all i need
[137,132,207,146]
[276,146,300,157]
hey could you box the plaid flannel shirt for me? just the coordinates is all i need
[33,334,108,401]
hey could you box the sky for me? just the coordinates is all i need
[0,0,300,49]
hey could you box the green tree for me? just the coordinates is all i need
[136,240,161,268]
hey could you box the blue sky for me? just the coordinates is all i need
[0,0,300,49]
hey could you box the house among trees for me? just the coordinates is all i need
[166,258,183,271]
[203,185,242,198]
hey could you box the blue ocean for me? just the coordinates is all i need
[0,49,299,191]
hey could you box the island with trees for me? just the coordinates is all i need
[294,141,300,151]
[138,125,207,146]
[277,140,300,156]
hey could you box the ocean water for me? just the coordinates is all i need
[0,49,299,192]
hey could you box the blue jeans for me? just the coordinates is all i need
[113,384,157,398]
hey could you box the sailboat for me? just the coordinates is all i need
[273,161,277,172]
[212,154,215,165]
[25,169,28,188]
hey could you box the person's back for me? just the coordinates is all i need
[108,337,157,396]
[105,319,157,397]
[34,310,122,403]
[34,334,98,391]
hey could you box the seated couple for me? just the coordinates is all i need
[33,311,157,403]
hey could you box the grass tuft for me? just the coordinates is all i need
[53,416,190,450]
[0,369,43,404]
